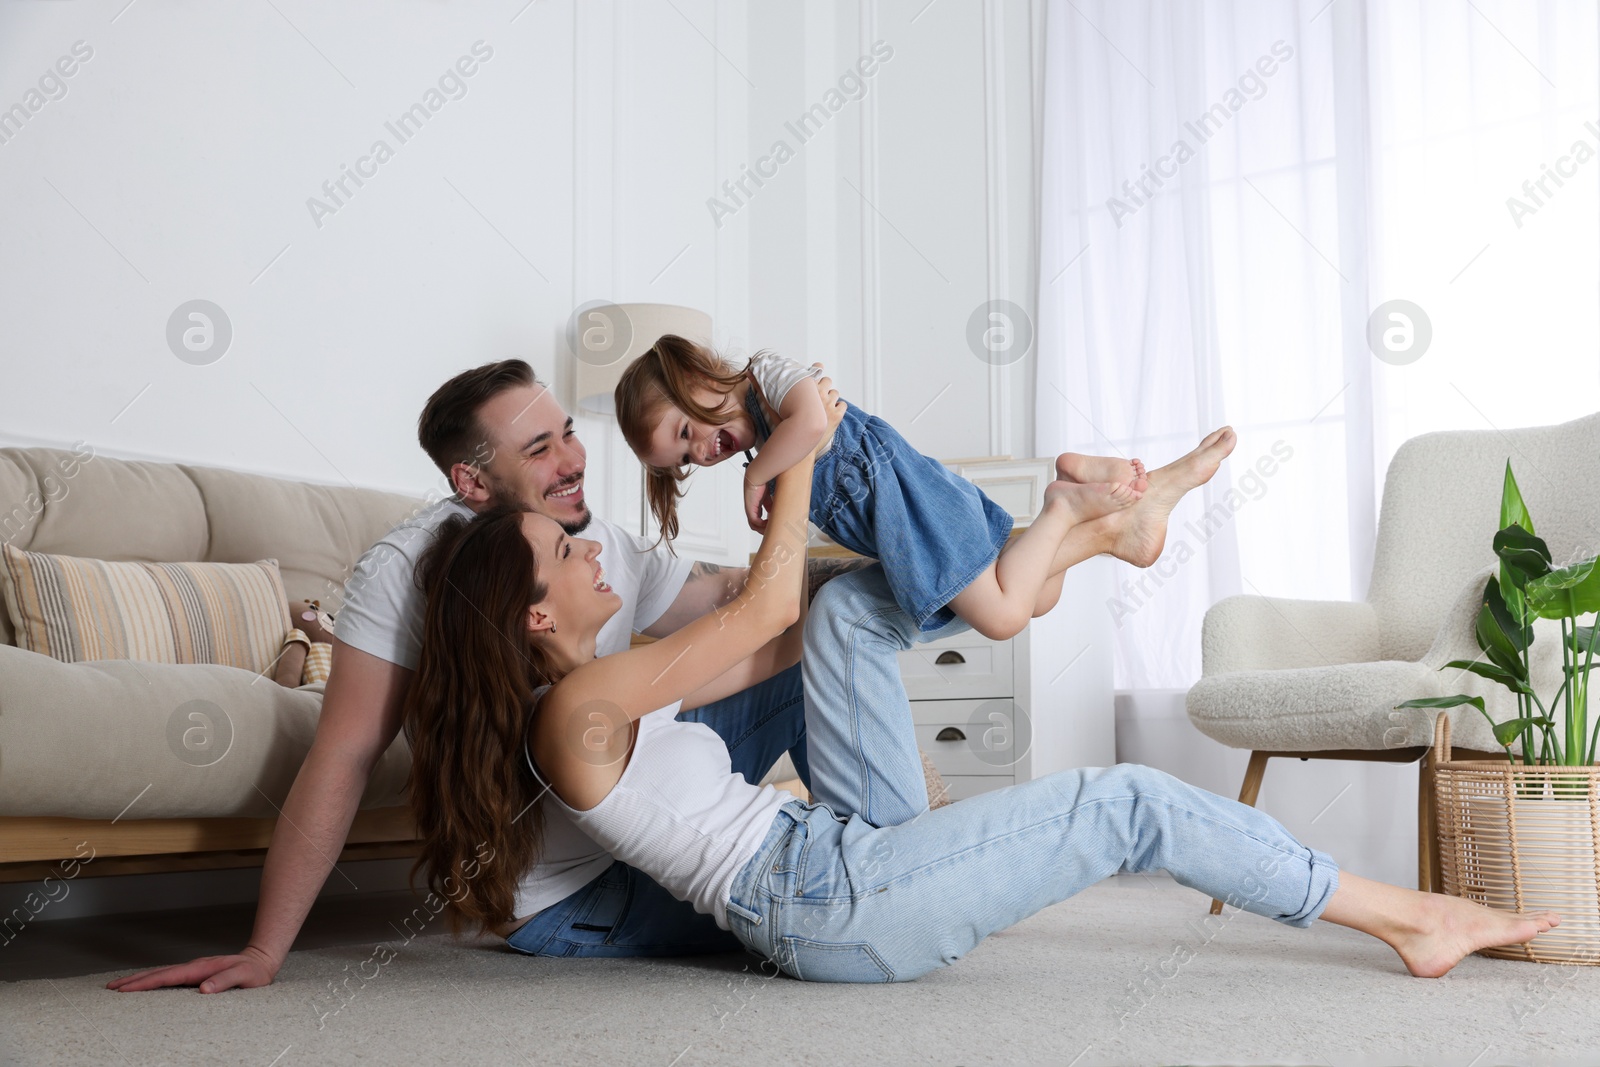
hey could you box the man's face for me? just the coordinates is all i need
[469,384,592,533]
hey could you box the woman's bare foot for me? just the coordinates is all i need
[1387,894,1560,978]
[1318,871,1559,978]
[1043,478,1141,525]
[1056,452,1147,491]
[1092,427,1236,567]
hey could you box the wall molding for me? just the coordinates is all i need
[667,0,753,566]
[858,0,882,416]
[982,0,1012,457]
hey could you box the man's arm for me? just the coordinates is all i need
[641,556,872,639]
[806,555,872,604]
[639,560,745,638]
[107,639,410,993]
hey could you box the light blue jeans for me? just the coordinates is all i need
[724,564,1341,982]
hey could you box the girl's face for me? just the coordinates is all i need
[640,384,754,470]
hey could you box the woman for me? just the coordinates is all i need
[403,435,1558,982]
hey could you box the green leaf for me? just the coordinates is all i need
[1500,460,1534,536]
[1495,525,1553,585]
[1568,624,1600,657]
[1395,694,1487,712]
[1501,570,1529,631]
[1474,599,1528,681]
[1442,658,1533,695]
[1527,556,1600,619]
[1484,575,1531,652]
[1494,716,1551,747]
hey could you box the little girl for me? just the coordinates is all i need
[615,334,1148,640]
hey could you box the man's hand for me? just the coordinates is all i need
[106,945,278,994]
[105,642,411,997]
[812,366,846,454]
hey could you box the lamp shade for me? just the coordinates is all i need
[571,302,713,416]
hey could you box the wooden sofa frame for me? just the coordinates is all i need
[0,807,420,884]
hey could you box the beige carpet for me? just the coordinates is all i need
[2,874,1597,1067]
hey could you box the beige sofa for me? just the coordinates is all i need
[0,446,428,883]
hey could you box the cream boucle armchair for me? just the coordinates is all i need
[1186,412,1600,900]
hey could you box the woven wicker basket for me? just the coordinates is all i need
[1433,711,1600,964]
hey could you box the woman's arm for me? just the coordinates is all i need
[680,530,812,711]
[547,447,815,729]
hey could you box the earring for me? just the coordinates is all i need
[549,621,557,635]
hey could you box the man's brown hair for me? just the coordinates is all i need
[417,360,546,481]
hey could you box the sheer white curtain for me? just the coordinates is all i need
[1037,0,1600,694]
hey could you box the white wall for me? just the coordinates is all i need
[0,0,750,542]
[0,0,1044,537]
[741,0,1041,464]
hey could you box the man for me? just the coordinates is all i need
[110,358,856,990]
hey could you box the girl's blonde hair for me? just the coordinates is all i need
[614,334,752,547]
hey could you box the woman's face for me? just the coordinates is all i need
[520,511,620,641]
[641,384,754,470]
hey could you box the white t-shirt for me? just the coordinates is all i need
[747,351,823,416]
[335,496,694,917]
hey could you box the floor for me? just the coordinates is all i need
[2,873,1598,1067]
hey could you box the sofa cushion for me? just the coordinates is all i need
[0,644,412,818]
[0,447,210,648]
[179,463,424,614]
[1,546,290,675]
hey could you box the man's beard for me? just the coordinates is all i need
[487,482,592,535]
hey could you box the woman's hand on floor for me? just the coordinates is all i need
[105,944,278,993]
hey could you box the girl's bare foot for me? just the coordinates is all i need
[1094,427,1236,567]
[1056,453,1147,492]
[1043,478,1141,525]
[1389,894,1559,978]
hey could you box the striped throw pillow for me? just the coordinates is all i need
[303,640,332,685]
[0,545,291,675]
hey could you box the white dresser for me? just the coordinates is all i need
[896,555,1118,799]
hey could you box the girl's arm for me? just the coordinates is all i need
[743,379,828,483]
[544,447,815,732]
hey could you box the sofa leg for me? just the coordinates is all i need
[1211,751,1272,915]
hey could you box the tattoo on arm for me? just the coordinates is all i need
[805,556,871,603]
[689,560,744,611]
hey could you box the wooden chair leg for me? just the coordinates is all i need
[1211,751,1272,914]
[1417,745,1441,893]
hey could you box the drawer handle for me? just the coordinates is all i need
[935,727,966,742]
[934,651,966,666]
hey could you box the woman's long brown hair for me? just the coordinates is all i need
[614,334,753,548]
[402,504,557,936]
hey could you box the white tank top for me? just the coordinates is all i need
[525,689,796,930]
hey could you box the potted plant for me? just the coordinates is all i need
[1397,461,1600,964]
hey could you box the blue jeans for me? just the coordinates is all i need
[746,388,1012,633]
[505,663,806,957]
[722,565,1341,982]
